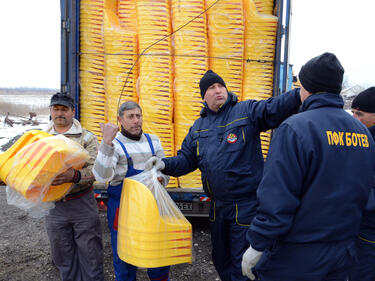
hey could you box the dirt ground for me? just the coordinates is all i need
[0,187,220,281]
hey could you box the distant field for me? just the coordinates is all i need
[0,88,56,96]
[0,88,56,116]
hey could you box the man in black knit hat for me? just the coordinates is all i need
[349,87,375,281]
[242,53,375,281]
[351,87,375,128]
[146,69,301,281]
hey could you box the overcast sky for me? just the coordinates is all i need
[0,0,374,89]
[0,1,60,88]
[290,0,375,88]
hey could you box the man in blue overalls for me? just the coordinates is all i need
[93,101,170,281]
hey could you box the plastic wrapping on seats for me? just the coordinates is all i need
[117,167,192,267]
[0,131,89,217]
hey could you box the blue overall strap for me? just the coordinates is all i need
[144,133,156,156]
[114,138,134,168]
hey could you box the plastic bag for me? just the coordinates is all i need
[5,134,90,217]
[6,186,54,218]
[117,167,192,268]
[130,168,187,221]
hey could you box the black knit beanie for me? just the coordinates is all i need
[199,70,227,99]
[298,52,344,94]
[352,87,375,113]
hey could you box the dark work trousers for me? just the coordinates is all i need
[45,191,104,281]
[254,239,357,281]
[348,237,375,281]
[209,198,256,281]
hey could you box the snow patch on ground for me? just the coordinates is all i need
[0,115,49,152]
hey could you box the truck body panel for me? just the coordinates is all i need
[60,0,293,216]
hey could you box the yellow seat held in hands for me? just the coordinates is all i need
[0,130,89,202]
[118,178,192,268]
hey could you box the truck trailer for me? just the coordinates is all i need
[60,0,293,216]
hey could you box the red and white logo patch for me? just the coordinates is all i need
[227,133,237,144]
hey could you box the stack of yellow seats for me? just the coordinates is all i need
[103,9,138,124]
[118,178,192,267]
[118,0,137,31]
[171,0,207,188]
[79,0,281,181]
[206,0,244,100]
[80,0,106,140]
[254,0,274,15]
[0,130,51,184]
[104,0,116,12]
[0,130,89,202]
[242,0,278,158]
[242,0,277,100]
[136,0,177,187]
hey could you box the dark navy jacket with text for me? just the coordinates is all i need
[359,125,375,241]
[248,93,375,251]
[162,89,301,201]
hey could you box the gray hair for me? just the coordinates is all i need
[118,101,142,117]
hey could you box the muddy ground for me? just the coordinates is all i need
[0,187,220,281]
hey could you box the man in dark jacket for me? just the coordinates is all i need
[242,53,375,281]
[146,70,301,281]
[349,87,375,281]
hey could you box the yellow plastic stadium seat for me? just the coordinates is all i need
[207,0,245,99]
[103,8,138,124]
[118,0,137,31]
[242,0,278,158]
[135,0,177,187]
[78,0,280,181]
[80,0,106,140]
[0,130,51,182]
[171,0,206,188]
[117,178,192,268]
[254,0,274,14]
[0,131,90,202]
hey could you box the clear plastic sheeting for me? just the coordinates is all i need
[79,0,278,184]
[118,0,137,31]
[1,132,89,217]
[242,0,278,158]
[242,0,278,100]
[207,0,245,100]
[172,0,207,187]
[117,167,192,267]
[136,0,177,187]
[103,8,138,124]
[254,0,275,14]
[6,186,54,218]
[80,0,106,140]
[0,130,51,184]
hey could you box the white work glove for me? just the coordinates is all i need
[145,156,165,171]
[241,245,263,280]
